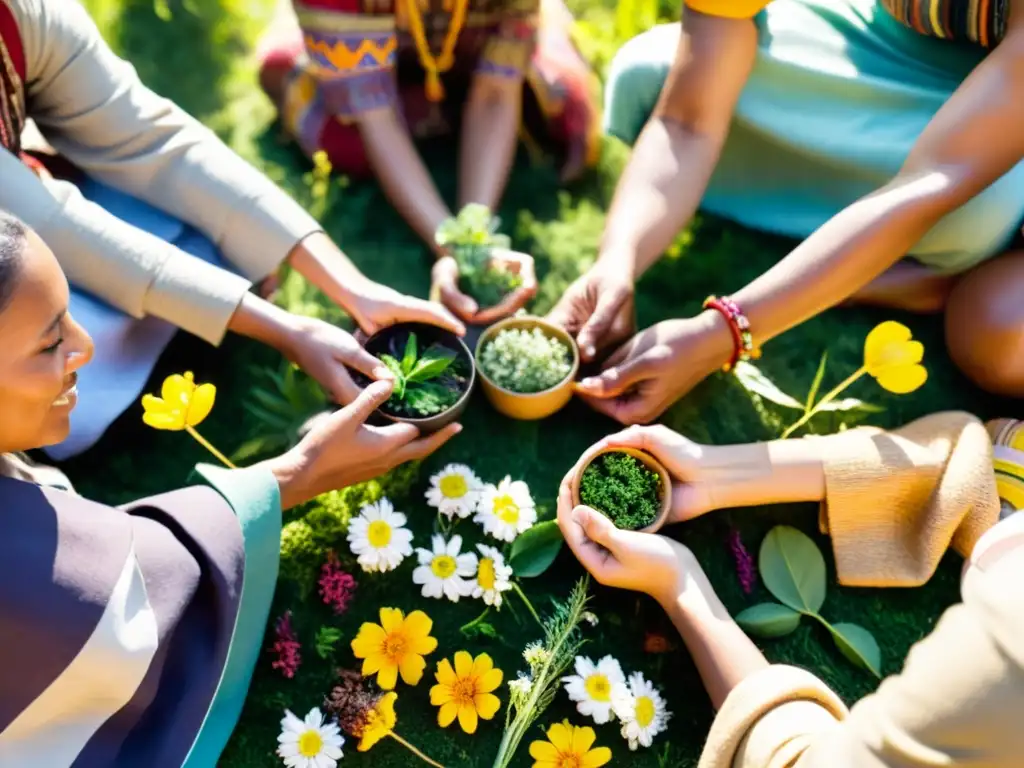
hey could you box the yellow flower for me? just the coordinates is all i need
[358,692,397,752]
[863,321,928,394]
[141,371,216,430]
[429,651,503,734]
[529,720,611,768]
[351,607,438,690]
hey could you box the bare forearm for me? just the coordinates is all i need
[226,292,298,350]
[359,110,452,252]
[288,231,373,309]
[699,438,826,511]
[732,173,956,346]
[600,117,723,276]
[663,553,769,708]
[458,84,521,209]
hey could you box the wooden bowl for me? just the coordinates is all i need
[569,445,672,533]
[475,316,580,421]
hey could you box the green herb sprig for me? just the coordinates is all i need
[436,204,522,308]
[379,333,462,418]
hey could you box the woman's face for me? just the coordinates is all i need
[0,229,93,452]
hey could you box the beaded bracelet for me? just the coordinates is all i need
[703,295,761,372]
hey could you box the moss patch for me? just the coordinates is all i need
[579,452,663,530]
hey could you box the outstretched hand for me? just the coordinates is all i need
[267,380,461,508]
[431,249,537,325]
[546,263,635,363]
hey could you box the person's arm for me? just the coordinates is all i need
[723,19,1024,352]
[457,9,535,209]
[17,0,321,289]
[600,10,757,279]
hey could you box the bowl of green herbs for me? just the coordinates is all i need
[570,447,672,533]
[355,322,475,433]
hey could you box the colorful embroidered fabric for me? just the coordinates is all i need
[0,0,26,155]
[261,0,600,179]
[880,0,1010,47]
[988,418,1024,514]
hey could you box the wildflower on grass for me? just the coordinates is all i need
[562,655,630,725]
[728,528,756,595]
[351,607,438,689]
[277,707,344,768]
[781,321,927,439]
[614,672,671,751]
[430,651,504,733]
[471,544,513,607]
[426,463,482,519]
[528,721,611,768]
[523,642,550,671]
[318,552,357,614]
[476,476,536,542]
[508,674,533,702]
[347,498,413,573]
[413,534,478,602]
[324,671,444,766]
[270,611,301,679]
[141,371,235,467]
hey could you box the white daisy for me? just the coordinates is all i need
[425,463,482,519]
[561,655,630,725]
[475,476,536,542]
[615,672,671,750]
[412,533,478,602]
[346,497,413,573]
[277,707,344,768]
[470,544,514,607]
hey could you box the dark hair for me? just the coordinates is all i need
[0,211,26,312]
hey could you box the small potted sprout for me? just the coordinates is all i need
[569,446,672,533]
[436,203,522,313]
[354,322,475,433]
[475,315,579,420]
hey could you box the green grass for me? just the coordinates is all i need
[66,2,1016,766]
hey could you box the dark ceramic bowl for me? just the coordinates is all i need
[355,322,475,434]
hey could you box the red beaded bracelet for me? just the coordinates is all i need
[703,295,761,372]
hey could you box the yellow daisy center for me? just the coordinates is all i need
[478,558,496,590]
[383,632,408,659]
[493,494,520,524]
[635,695,656,728]
[452,676,478,705]
[367,520,392,548]
[557,756,582,768]
[298,730,323,757]
[584,673,611,702]
[431,554,457,579]
[439,474,468,498]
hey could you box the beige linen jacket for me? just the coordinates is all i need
[0,0,321,344]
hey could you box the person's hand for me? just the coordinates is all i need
[546,262,635,362]
[265,380,461,508]
[575,315,732,424]
[431,248,537,324]
[557,477,699,608]
[280,315,396,404]
[345,278,466,337]
[570,425,718,524]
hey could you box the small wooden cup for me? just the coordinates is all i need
[569,446,673,533]
[475,316,580,421]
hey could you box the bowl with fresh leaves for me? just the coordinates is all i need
[474,315,579,420]
[569,447,672,533]
[355,323,475,433]
[436,203,524,319]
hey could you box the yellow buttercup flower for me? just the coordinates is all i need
[351,607,438,690]
[429,651,503,734]
[141,371,216,430]
[140,371,235,468]
[358,692,397,751]
[529,720,611,768]
[863,321,928,394]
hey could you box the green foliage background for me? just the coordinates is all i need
[64,1,1016,765]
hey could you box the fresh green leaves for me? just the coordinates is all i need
[740,525,882,678]
[760,526,826,614]
[382,333,461,417]
[435,204,521,308]
[735,603,802,638]
[315,626,343,659]
[510,520,564,578]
